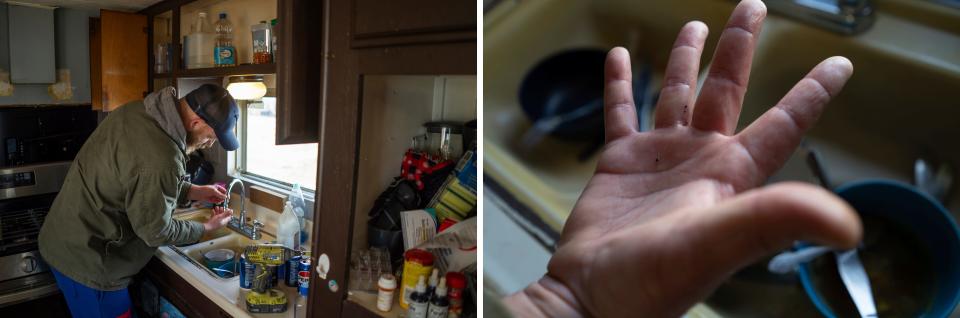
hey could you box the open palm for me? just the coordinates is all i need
[504,1,863,317]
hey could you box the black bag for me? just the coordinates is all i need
[367,178,420,264]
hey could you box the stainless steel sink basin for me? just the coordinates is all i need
[485,0,960,316]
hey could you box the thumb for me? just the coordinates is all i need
[665,182,862,280]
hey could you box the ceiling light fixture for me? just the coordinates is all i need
[226,75,267,100]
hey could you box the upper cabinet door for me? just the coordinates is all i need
[97,10,147,111]
[8,4,56,84]
[351,0,475,47]
[275,0,323,144]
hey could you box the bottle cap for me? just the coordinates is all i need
[428,268,439,286]
[435,277,447,296]
[378,274,396,289]
[415,275,426,293]
[445,272,466,289]
[219,12,227,19]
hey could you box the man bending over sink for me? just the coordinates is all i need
[38,84,239,318]
[495,0,860,317]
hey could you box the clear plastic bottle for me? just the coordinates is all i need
[185,12,215,68]
[278,201,299,249]
[214,12,236,66]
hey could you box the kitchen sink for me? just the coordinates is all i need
[171,231,276,281]
[170,209,276,280]
[485,0,960,317]
[484,0,738,230]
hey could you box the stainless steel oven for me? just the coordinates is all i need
[0,161,70,307]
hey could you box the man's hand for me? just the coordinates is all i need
[203,206,233,232]
[189,184,228,204]
[503,1,861,317]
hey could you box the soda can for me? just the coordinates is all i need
[285,255,302,287]
[239,253,254,289]
[298,257,311,296]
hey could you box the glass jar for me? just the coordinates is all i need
[424,121,464,161]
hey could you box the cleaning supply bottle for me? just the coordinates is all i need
[406,275,430,318]
[426,277,449,318]
[290,183,308,247]
[426,268,439,297]
[277,201,299,249]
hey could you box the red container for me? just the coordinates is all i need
[445,272,467,317]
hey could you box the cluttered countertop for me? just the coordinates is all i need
[149,192,313,318]
[154,245,299,318]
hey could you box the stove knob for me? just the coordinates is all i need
[21,255,38,273]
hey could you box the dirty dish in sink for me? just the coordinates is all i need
[798,180,960,317]
[203,248,237,278]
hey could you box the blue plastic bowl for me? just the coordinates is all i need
[797,180,960,318]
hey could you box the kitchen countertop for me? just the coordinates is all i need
[154,245,305,318]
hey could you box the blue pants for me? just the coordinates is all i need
[51,267,132,318]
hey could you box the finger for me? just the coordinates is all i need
[654,21,708,128]
[219,214,232,226]
[658,182,862,286]
[603,47,639,143]
[213,185,227,195]
[691,0,766,135]
[737,56,853,176]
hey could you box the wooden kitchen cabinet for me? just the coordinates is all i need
[140,0,320,145]
[139,258,232,318]
[310,0,476,317]
[89,10,148,111]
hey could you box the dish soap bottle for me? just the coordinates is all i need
[426,277,449,318]
[277,201,299,249]
[406,275,430,318]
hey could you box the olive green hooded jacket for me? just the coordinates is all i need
[38,87,205,291]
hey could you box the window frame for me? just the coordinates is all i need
[232,98,318,206]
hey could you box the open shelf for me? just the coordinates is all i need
[178,63,276,78]
[153,63,274,82]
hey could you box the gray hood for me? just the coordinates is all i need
[144,86,187,151]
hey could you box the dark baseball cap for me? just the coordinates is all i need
[184,84,240,151]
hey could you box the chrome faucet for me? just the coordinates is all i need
[764,0,875,34]
[225,179,262,240]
